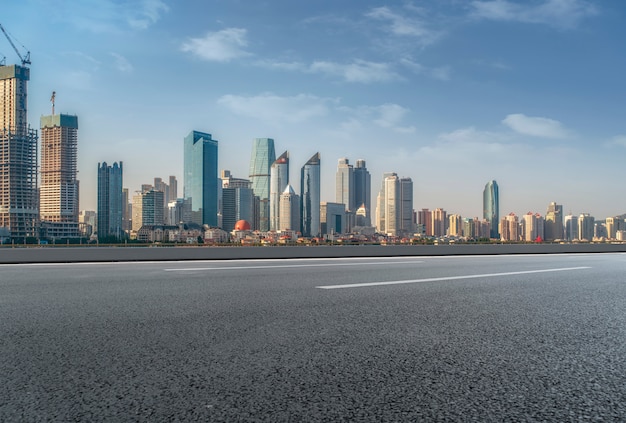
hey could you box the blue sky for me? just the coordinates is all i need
[4,0,626,218]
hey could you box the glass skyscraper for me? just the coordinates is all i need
[483,180,499,239]
[269,151,289,231]
[249,138,275,231]
[184,131,218,227]
[300,152,320,238]
[353,159,371,226]
[97,161,123,241]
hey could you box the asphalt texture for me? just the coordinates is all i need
[1,253,626,421]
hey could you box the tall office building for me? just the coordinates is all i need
[483,180,499,239]
[353,159,371,226]
[300,152,320,238]
[375,172,396,233]
[0,65,38,240]
[335,158,354,211]
[168,175,178,202]
[39,114,79,236]
[184,131,218,226]
[142,190,165,226]
[383,174,399,236]
[249,138,275,231]
[564,214,578,241]
[578,213,594,241]
[544,202,563,241]
[269,151,289,231]
[399,177,413,236]
[279,185,300,232]
[221,170,254,232]
[97,161,123,240]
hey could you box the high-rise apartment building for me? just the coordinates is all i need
[353,159,371,226]
[383,174,399,236]
[39,113,79,237]
[168,175,178,202]
[375,172,396,233]
[564,214,578,241]
[249,138,275,231]
[499,212,519,242]
[97,161,123,241]
[448,214,463,237]
[431,208,447,237]
[300,152,320,237]
[418,208,432,236]
[544,202,563,241]
[184,131,218,226]
[483,180,499,239]
[578,213,594,241]
[270,151,289,231]
[0,65,38,240]
[335,158,354,211]
[522,212,544,242]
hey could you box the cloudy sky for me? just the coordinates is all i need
[4,0,626,218]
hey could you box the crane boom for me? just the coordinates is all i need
[0,23,30,66]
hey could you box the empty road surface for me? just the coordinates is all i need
[2,253,625,421]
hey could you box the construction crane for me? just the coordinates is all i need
[51,91,56,115]
[0,23,30,66]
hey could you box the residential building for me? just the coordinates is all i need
[431,208,447,237]
[500,212,519,242]
[375,172,396,233]
[522,212,544,242]
[184,131,218,226]
[448,214,463,237]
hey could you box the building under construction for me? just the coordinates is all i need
[0,64,38,241]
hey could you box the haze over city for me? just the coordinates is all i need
[4,0,626,218]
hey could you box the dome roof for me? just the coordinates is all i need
[234,220,251,231]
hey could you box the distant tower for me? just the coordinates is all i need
[221,170,254,232]
[279,184,300,231]
[97,162,123,241]
[249,138,276,231]
[300,152,320,237]
[184,131,218,226]
[0,65,38,240]
[269,151,289,231]
[399,177,413,235]
[39,113,79,236]
[335,158,354,211]
[353,159,371,226]
[168,175,178,202]
[483,180,499,239]
[383,174,399,236]
[544,202,563,241]
[375,172,396,233]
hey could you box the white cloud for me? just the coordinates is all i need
[217,93,334,124]
[372,104,416,133]
[502,114,569,138]
[400,59,451,81]
[182,28,251,63]
[110,53,133,72]
[609,135,626,147]
[365,6,440,46]
[470,0,597,29]
[309,60,399,83]
[127,0,169,30]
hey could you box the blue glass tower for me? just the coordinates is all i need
[300,152,320,238]
[248,138,275,231]
[483,180,499,239]
[184,131,218,227]
[97,161,123,241]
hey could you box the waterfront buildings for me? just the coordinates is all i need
[544,202,563,241]
[249,138,275,231]
[39,113,79,238]
[270,151,289,231]
[300,152,320,238]
[483,180,499,239]
[97,161,123,240]
[184,131,218,226]
[0,65,38,240]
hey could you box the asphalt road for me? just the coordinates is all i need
[2,254,626,421]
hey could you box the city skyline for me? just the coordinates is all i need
[3,1,626,218]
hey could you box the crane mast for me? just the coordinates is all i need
[0,23,30,66]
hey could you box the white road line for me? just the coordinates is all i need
[164,260,424,272]
[316,266,592,290]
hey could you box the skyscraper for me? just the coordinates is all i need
[184,131,218,226]
[300,152,320,238]
[353,159,371,226]
[97,161,123,241]
[383,174,399,236]
[399,177,413,235]
[375,172,396,233]
[249,138,275,231]
[279,185,300,232]
[221,170,254,232]
[335,158,354,211]
[269,151,289,231]
[168,175,178,202]
[483,180,499,239]
[39,113,79,237]
[578,213,594,241]
[544,202,563,241]
[0,65,38,240]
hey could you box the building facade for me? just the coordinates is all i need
[184,131,218,226]
[249,138,275,231]
[353,159,371,227]
[279,185,300,232]
[544,202,563,241]
[300,152,320,238]
[97,161,123,240]
[335,158,354,212]
[0,65,38,240]
[483,180,499,239]
[270,151,289,231]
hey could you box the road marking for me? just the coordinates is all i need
[316,266,592,289]
[164,260,424,272]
